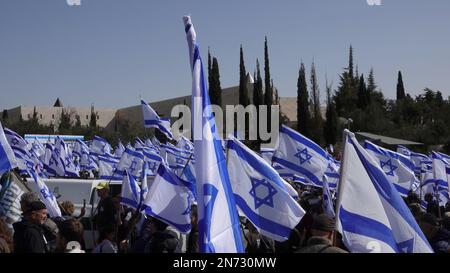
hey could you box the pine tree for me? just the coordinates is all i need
[397,71,406,100]
[208,48,213,100]
[367,68,376,96]
[297,62,311,137]
[334,45,359,117]
[239,45,250,106]
[324,79,338,145]
[89,105,97,128]
[349,45,354,83]
[210,57,222,106]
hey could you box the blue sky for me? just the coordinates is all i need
[1,0,449,110]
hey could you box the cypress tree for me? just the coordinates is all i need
[210,57,222,106]
[357,74,369,109]
[324,80,338,145]
[397,71,406,100]
[263,37,273,134]
[297,62,311,137]
[239,45,250,106]
[310,61,321,119]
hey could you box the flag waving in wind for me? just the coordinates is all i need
[336,130,432,253]
[184,16,244,253]
[141,99,173,140]
[0,122,17,176]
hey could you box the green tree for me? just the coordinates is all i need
[239,45,250,106]
[323,80,338,145]
[210,57,222,106]
[58,109,72,133]
[297,62,311,137]
[396,71,406,101]
[357,74,369,109]
[263,37,273,135]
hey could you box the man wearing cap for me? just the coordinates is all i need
[93,182,117,236]
[419,213,450,253]
[13,201,49,253]
[296,214,347,253]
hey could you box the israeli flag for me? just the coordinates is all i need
[227,137,304,241]
[322,175,335,218]
[98,155,120,180]
[121,170,141,210]
[177,135,194,153]
[336,130,433,253]
[72,139,89,159]
[260,147,274,164]
[54,137,79,177]
[142,164,192,233]
[114,141,125,158]
[142,150,163,176]
[364,141,418,196]
[273,125,331,187]
[113,147,144,180]
[29,170,62,218]
[80,149,98,171]
[0,123,17,176]
[90,136,112,156]
[141,99,173,140]
[396,145,412,158]
[411,152,431,177]
[30,137,45,159]
[438,152,450,165]
[431,152,450,206]
[184,16,244,253]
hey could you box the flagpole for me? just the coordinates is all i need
[332,129,349,247]
[179,153,193,177]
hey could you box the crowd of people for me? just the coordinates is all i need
[1,179,449,254]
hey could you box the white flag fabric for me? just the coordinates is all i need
[90,136,112,156]
[98,155,120,180]
[120,170,141,210]
[141,99,173,140]
[364,140,418,196]
[0,123,17,176]
[273,125,332,187]
[322,175,336,219]
[142,164,192,233]
[30,170,62,218]
[113,147,144,180]
[184,16,244,253]
[260,147,274,164]
[431,152,450,206]
[227,137,305,241]
[336,130,433,253]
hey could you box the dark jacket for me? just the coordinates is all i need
[296,236,348,253]
[13,219,48,253]
[186,230,199,253]
[145,229,180,253]
[95,196,117,231]
[430,228,450,253]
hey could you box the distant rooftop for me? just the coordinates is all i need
[356,132,423,146]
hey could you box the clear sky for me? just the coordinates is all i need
[1,0,449,110]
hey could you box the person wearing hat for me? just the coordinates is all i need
[13,201,50,253]
[92,182,117,238]
[296,214,347,253]
[419,213,450,253]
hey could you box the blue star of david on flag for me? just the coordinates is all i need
[129,159,138,173]
[148,161,157,173]
[294,148,313,165]
[398,238,414,253]
[11,138,20,146]
[380,159,397,176]
[249,177,278,209]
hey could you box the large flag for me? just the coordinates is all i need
[54,137,79,177]
[336,130,433,253]
[0,123,17,176]
[184,16,244,253]
[431,152,450,206]
[259,147,274,164]
[364,140,418,196]
[141,99,173,140]
[98,155,120,180]
[142,164,192,233]
[227,137,305,241]
[90,136,112,156]
[273,125,331,187]
[4,128,35,176]
[29,170,62,218]
[113,147,144,180]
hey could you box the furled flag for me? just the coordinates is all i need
[431,152,450,206]
[142,164,193,233]
[227,137,305,241]
[29,170,62,218]
[0,123,17,176]
[322,175,336,218]
[273,125,332,187]
[336,130,433,253]
[141,99,173,140]
[113,147,144,180]
[120,170,141,210]
[184,16,244,253]
[364,140,418,196]
[98,155,120,180]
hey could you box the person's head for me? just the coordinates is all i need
[424,193,434,203]
[95,182,110,199]
[26,201,48,225]
[20,192,40,213]
[148,217,168,234]
[56,219,84,252]
[408,203,424,222]
[99,225,115,242]
[418,213,439,240]
[60,201,75,216]
[310,214,335,241]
